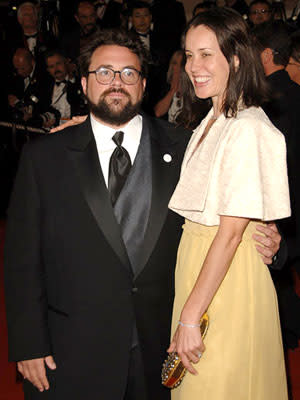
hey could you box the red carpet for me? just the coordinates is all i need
[0,219,299,400]
[287,269,300,399]
[0,221,23,400]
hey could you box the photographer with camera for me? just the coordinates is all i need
[44,49,88,124]
[8,48,59,128]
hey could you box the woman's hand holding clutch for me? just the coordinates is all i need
[167,320,205,375]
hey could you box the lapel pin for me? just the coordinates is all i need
[163,154,172,163]
[163,154,172,162]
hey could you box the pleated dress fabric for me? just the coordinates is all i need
[171,220,288,400]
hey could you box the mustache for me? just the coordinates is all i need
[84,23,96,29]
[102,88,130,97]
[54,70,63,75]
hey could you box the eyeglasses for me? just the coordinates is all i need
[250,9,271,15]
[88,66,142,85]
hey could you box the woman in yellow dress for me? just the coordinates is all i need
[168,8,290,400]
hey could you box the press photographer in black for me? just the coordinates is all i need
[7,48,59,128]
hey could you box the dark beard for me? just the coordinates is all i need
[87,89,142,126]
[82,24,97,37]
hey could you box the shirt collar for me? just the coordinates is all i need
[55,74,73,84]
[24,64,35,83]
[90,113,143,150]
[25,31,38,38]
[30,64,35,79]
[136,30,150,37]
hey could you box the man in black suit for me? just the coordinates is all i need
[253,21,300,264]
[60,1,100,64]
[7,48,58,128]
[5,28,282,400]
[128,1,167,114]
[44,50,87,125]
[253,21,300,350]
[129,1,154,52]
[8,47,39,122]
[9,2,56,66]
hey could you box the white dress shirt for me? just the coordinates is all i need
[137,33,150,51]
[168,93,182,123]
[24,65,35,90]
[91,113,143,187]
[52,75,75,123]
[26,36,37,54]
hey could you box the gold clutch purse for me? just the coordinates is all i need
[161,313,209,389]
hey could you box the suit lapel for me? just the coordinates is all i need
[134,117,184,279]
[66,117,132,275]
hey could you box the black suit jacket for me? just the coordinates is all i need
[263,70,300,259]
[130,29,169,115]
[42,78,88,119]
[4,114,191,400]
[7,65,56,127]
[6,28,57,68]
[262,70,300,349]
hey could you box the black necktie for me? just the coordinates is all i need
[55,80,67,86]
[138,32,149,38]
[25,33,38,39]
[108,131,132,206]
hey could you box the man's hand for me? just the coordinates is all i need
[23,109,33,122]
[8,94,19,107]
[253,223,281,265]
[43,119,56,128]
[17,356,56,392]
[50,115,87,133]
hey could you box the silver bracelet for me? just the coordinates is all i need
[178,321,200,328]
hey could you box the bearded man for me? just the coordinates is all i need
[4,29,283,400]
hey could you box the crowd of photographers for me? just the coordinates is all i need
[2,0,300,130]
[1,0,187,131]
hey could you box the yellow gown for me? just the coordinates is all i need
[171,221,288,400]
[168,107,291,400]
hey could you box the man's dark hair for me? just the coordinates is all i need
[290,30,300,63]
[79,28,150,78]
[193,1,217,16]
[181,7,268,126]
[44,49,66,63]
[249,0,271,11]
[75,0,95,15]
[129,1,152,15]
[252,21,291,66]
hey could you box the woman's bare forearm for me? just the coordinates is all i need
[154,89,176,117]
[180,216,250,324]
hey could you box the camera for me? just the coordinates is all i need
[11,95,39,122]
